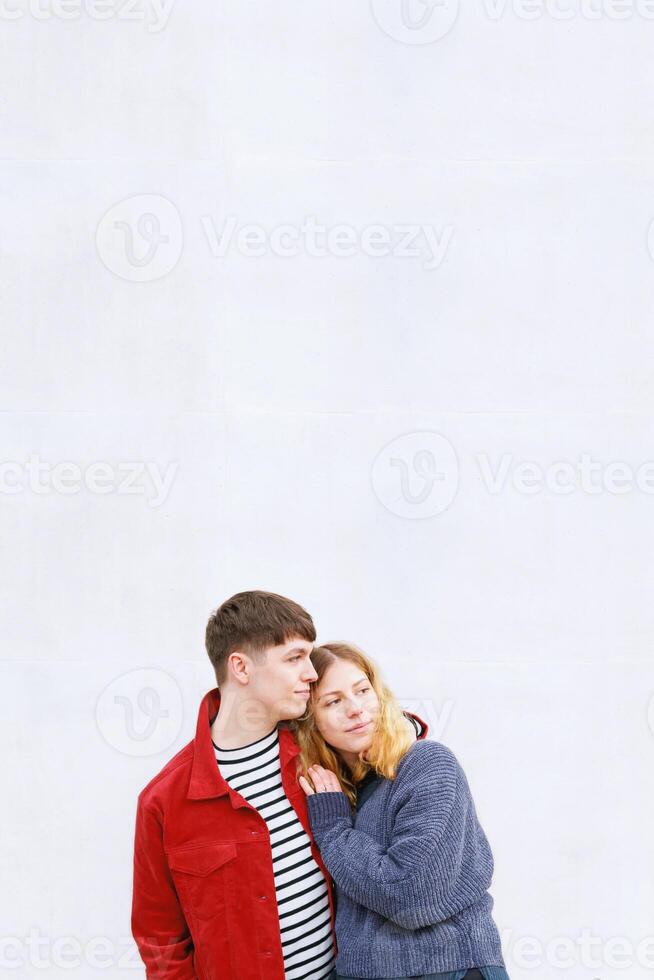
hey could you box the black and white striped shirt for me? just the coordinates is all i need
[213,727,336,980]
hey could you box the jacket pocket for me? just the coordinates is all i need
[167,841,238,923]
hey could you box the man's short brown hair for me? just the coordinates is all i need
[205,590,316,687]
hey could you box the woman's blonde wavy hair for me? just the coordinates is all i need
[290,642,416,808]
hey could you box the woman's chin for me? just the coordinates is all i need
[346,735,374,755]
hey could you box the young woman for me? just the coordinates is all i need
[294,642,511,980]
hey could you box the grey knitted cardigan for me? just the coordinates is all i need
[306,738,507,978]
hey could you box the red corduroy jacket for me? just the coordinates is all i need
[130,687,428,980]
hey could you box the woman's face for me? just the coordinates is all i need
[311,659,380,758]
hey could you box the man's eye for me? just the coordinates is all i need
[290,656,300,662]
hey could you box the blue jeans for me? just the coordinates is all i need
[334,972,486,980]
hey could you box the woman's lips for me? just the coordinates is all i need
[346,720,371,733]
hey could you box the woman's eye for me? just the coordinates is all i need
[327,699,339,706]
[358,688,370,694]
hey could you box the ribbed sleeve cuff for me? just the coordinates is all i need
[306,790,352,829]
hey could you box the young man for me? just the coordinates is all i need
[131,591,427,980]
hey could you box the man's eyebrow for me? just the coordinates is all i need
[286,645,313,655]
[320,677,368,699]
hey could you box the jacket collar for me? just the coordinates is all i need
[188,688,301,800]
[188,687,429,800]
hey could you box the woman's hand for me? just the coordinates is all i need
[299,765,344,796]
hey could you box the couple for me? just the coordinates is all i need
[131,591,510,980]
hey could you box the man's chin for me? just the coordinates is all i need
[277,695,311,720]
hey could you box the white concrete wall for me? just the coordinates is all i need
[2,2,653,978]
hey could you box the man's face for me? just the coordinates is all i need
[247,636,318,723]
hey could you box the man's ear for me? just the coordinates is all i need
[227,650,251,685]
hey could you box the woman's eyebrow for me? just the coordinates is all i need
[320,677,368,699]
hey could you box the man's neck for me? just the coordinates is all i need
[210,689,280,750]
